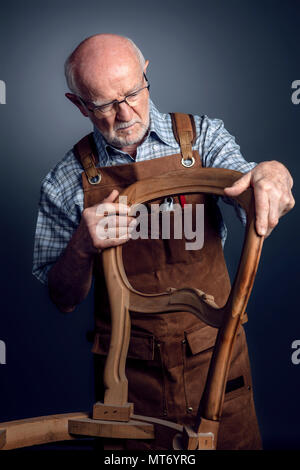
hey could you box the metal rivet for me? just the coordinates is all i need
[181,156,195,168]
[88,173,101,185]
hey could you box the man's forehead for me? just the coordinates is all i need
[79,61,142,101]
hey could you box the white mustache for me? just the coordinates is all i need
[114,119,140,131]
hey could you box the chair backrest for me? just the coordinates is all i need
[101,166,264,448]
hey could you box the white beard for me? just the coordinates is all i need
[102,117,149,148]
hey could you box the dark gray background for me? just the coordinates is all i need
[0,0,299,450]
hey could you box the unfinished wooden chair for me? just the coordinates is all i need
[0,167,263,450]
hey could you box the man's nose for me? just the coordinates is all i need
[115,101,133,121]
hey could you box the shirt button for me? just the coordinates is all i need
[152,144,159,151]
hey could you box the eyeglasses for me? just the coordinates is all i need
[78,73,150,118]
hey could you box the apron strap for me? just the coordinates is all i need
[170,113,200,168]
[73,133,102,185]
[73,113,200,185]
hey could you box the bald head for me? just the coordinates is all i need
[65,34,145,100]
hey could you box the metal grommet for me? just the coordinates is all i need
[181,156,195,168]
[88,173,101,185]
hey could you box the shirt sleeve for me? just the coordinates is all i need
[197,116,257,226]
[32,175,80,285]
[199,116,256,172]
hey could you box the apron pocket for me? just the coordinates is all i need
[218,387,262,450]
[92,330,167,418]
[92,330,155,360]
[182,324,218,413]
[182,324,251,416]
[185,324,218,355]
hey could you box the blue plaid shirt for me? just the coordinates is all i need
[32,100,256,285]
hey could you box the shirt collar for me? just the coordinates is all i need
[93,99,178,164]
[147,100,178,148]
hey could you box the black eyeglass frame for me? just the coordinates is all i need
[77,73,150,116]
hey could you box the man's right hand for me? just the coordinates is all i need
[48,189,136,312]
[73,189,137,257]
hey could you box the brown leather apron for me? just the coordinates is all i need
[74,114,262,450]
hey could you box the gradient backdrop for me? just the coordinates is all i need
[0,0,299,450]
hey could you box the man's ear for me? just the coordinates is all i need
[65,92,89,117]
[144,60,149,74]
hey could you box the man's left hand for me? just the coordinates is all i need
[224,160,295,237]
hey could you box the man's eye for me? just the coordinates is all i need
[99,104,113,111]
[128,91,140,98]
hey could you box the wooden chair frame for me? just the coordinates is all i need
[0,168,263,451]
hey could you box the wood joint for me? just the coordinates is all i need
[93,402,134,422]
[182,425,215,450]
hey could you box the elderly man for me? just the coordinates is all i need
[33,34,294,450]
